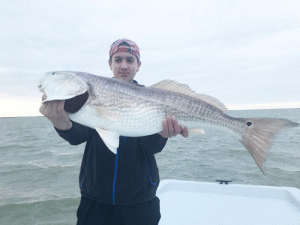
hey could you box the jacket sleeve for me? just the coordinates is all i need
[139,133,168,155]
[55,120,92,145]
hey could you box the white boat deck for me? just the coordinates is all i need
[157,179,300,225]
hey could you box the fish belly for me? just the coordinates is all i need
[69,104,165,137]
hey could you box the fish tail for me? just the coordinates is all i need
[239,118,299,174]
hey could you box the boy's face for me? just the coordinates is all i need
[109,52,141,83]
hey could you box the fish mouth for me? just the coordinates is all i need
[38,78,45,92]
[38,84,45,94]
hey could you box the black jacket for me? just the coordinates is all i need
[55,121,167,205]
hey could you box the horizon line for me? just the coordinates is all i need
[0,106,299,118]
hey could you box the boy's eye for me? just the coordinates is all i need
[115,59,122,62]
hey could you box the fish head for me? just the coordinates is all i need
[38,71,89,102]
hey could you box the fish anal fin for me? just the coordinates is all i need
[95,127,120,154]
[150,80,228,113]
[189,128,205,134]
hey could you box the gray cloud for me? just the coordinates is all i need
[1,0,299,116]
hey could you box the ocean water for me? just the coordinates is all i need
[0,108,299,225]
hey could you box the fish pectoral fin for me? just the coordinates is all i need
[95,127,120,154]
[90,105,123,121]
[188,128,205,134]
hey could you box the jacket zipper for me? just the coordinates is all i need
[112,137,124,204]
[112,147,119,204]
[143,150,156,186]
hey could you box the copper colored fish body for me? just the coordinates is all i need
[38,71,299,173]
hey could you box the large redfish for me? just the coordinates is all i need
[38,71,299,173]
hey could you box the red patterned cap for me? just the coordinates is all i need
[109,38,140,61]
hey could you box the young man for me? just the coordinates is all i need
[39,38,188,225]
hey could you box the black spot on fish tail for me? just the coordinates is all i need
[64,91,89,113]
[239,118,298,174]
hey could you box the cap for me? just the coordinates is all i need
[109,38,140,61]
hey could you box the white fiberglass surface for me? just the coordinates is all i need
[157,180,300,225]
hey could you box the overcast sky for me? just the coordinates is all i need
[1,0,299,117]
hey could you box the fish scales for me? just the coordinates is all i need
[38,71,299,173]
[77,73,210,127]
[77,73,253,140]
[75,72,239,138]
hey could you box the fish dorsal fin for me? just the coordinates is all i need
[95,127,119,154]
[150,80,228,112]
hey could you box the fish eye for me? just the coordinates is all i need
[247,122,253,126]
[52,72,55,75]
